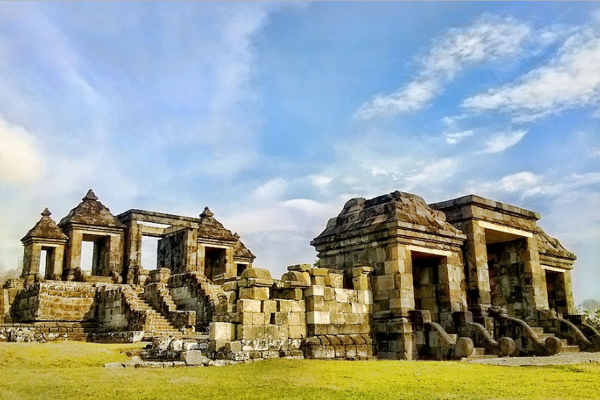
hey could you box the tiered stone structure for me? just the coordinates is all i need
[1,189,598,361]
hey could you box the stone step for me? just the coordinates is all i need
[530,326,545,335]
[462,354,498,361]
[559,345,580,354]
[472,347,486,356]
[537,333,557,341]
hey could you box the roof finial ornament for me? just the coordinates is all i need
[41,208,51,217]
[83,189,99,201]
[200,206,214,218]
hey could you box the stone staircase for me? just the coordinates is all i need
[185,273,227,327]
[444,333,498,361]
[530,326,580,354]
[130,291,182,338]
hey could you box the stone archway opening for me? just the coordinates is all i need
[205,247,227,281]
[544,268,568,314]
[411,251,446,323]
[484,228,529,319]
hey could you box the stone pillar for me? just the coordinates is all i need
[22,242,42,282]
[225,246,235,280]
[561,270,575,315]
[197,244,206,276]
[184,229,198,272]
[47,246,65,280]
[64,230,82,280]
[438,252,468,328]
[107,234,122,276]
[461,221,490,318]
[519,237,549,321]
[377,244,413,318]
[123,220,142,283]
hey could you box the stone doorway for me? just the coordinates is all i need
[545,269,568,314]
[485,237,527,318]
[81,234,110,276]
[205,247,227,281]
[411,251,444,323]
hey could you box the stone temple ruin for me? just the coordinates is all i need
[1,189,599,362]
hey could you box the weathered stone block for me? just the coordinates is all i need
[288,325,306,339]
[238,299,262,313]
[325,273,344,288]
[278,288,303,300]
[305,285,324,297]
[330,313,345,325]
[287,264,312,272]
[373,275,395,292]
[262,300,277,314]
[282,271,310,287]
[291,300,305,312]
[222,281,238,292]
[238,268,274,288]
[276,299,292,312]
[311,276,326,286]
[239,287,270,300]
[209,322,236,341]
[306,295,324,311]
[334,288,349,303]
[307,311,330,325]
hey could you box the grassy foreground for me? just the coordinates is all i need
[1,341,599,400]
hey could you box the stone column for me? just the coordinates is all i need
[225,246,235,280]
[184,229,198,272]
[561,270,575,315]
[438,252,468,328]
[197,245,206,276]
[22,243,42,283]
[461,221,490,318]
[48,245,65,280]
[64,230,82,280]
[520,237,549,320]
[107,234,123,278]
[123,220,142,283]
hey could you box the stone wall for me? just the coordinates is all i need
[169,272,223,329]
[12,281,97,322]
[157,230,187,273]
[96,285,136,332]
[207,266,377,361]
[0,321,96,342]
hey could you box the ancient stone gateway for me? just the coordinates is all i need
[1,189,598,362]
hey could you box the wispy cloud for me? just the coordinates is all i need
[405,158,460,189]
[463,32,600,121]
[355,15,531,119]
[470,171,600,199]
[481,129,527,153]
[445,130,474,144]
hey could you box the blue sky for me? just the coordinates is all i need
[0,2,599,302]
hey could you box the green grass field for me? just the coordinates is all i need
[1,341,599,400]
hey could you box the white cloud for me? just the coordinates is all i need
[355,15,531,119]
[252,178,288,201]
[405,158,459,189]
[463,33,600,121]
[355,80,440,119]
[310,175,332,189]
[0,117,45,184]
[442,114,467,126]
[470,171,600,199]
[445,130,474,144]
[481,129,527,153]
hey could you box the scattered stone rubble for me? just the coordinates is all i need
[1,189,599,365]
